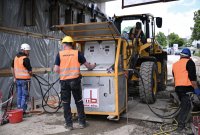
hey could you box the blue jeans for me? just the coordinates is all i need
[16,80,30,112]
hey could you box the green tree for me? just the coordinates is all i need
[177,38,185,47]
[156,32,167,47]
[185,38,193,47]
[168,32,185,47]
[191,10,200,41]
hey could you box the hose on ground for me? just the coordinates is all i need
[128,69,181,134]
[129,69,180,119]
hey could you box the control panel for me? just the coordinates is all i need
[80,40,116,71]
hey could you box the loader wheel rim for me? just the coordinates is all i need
[153,70,157,95]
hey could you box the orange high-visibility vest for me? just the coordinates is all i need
[59,49,80,80]
[14,56,31,79]
[172,58,192,87]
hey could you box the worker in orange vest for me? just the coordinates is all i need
[172,48,200,132]
[54,36,96,131]
[11,43,32,116]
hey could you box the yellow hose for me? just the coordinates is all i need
[191,111,200,114]
[153,119,178,135]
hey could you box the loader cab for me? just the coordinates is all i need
[113,14,162,40]
[114,14,167,103]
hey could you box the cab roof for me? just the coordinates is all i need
[114,13,154,21]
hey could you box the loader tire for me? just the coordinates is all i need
[139,61,158,104]
[158,60,167,91]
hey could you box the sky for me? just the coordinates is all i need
[105,0,200,39]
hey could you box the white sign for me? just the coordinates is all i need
[83,88,99,108]
[173,44,178,52]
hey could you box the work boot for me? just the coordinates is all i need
[175,124,185,132]
[76,100,86,129]
[176,128,193,135]
[78,119,86,129]
[64,123,73,131]
[181,128,193,135]
[175,126,184,132]
[23,112,32,118]
[78,122,86,129]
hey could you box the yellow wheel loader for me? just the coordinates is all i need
[114,14,167,104]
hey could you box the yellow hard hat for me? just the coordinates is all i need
[61,36,74,43]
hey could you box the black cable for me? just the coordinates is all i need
[1,74,61,123]
[32,67,180,117]
[33,74,61,113]
[7,82,15,110]
[1,82,15,125]
[130,69,180,119]
[34,74,61,112]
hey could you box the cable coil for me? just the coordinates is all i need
[33,74,61,113]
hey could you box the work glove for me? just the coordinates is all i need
[194,88,200,96]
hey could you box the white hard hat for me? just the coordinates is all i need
[21,43,31,50]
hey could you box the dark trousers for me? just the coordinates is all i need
[175,88,193,128]
[60,77,85,126]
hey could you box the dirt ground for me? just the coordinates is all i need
[1,104,194,135]
[0,86,192,135]
[0,111,164,135]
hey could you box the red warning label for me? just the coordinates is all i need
[83,88,99,108]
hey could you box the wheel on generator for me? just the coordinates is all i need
[158,60,167,91]
[139,61,158,104]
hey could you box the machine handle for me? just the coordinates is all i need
[109,79,111,94]
[82,84,92,86]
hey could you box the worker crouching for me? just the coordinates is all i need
[54,36,96,131]
[172,48,200,132]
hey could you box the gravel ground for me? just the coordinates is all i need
[0,112,192,135]
[1,55,199,135]
[0,98,192,135]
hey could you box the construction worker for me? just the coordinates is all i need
[11,43,32,116]
[172,48,200,132]
[54,36,96,131]
[129,22,146,44]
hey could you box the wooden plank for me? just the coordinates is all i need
[0,26,61,40]
[0,68,51,77]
